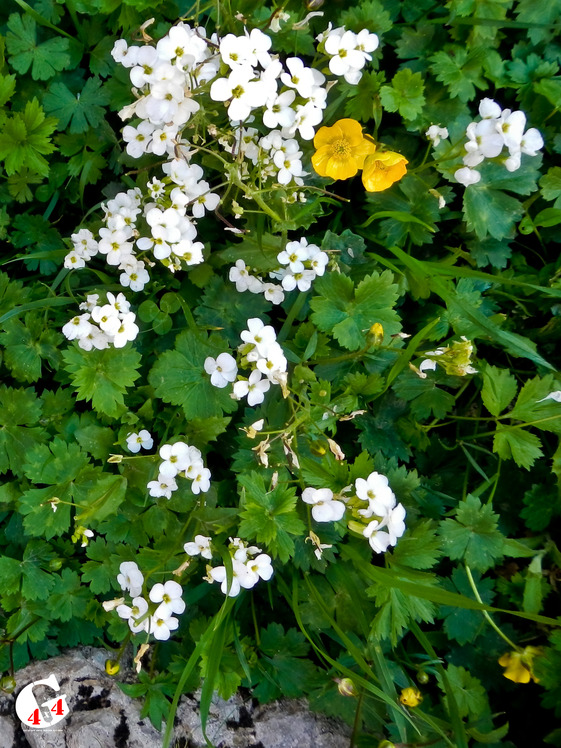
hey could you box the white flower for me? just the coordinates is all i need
[149,580,186,617]
[209,560,250,597]
[117,561,144,597]
[113,312,139,348]
[363,522,393,554]
[302,487,346,522]
[159,441,191,477]
[479,98,502,119]
[325,30,366,77]
[281,268,316,292]
[355,472,396,518]
[117,596,149,633]
[190,466,211,494]
[120,259,150,292]
[150,609,180,641]
[229,260,254,292]
[210,67,268,122]
[233,369,271,406]
[126,430,154,453]
[281,58,324,99]
[454,167,481,187]
[62,314,93,341]
[262,282,285,305]
[240,318,277,356]
[204,352,238,388]
[425,125,449,146]
[147,474,178,499]
[263,89,296,129]
[184,535,213,559]
[245,553,274,587]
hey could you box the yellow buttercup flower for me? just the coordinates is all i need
[399,686,423,707]
[498,646,542,684]
[312,118,377,181]
[362,150,408,192]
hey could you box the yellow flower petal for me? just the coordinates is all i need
[312,119,377,181]
[362,150,408,192]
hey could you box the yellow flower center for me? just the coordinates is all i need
[332,138,352,157]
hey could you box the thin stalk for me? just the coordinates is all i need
[464,564,519,650]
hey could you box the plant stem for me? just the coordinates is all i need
[464,564,519,650]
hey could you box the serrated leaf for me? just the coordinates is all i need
[438,494,504,572]
[463,183,524,240]
[380,68,425,120]
[238,472,305,562]
[74,472,127,524]
[63,345,142,418]
[430,47,486,101]
[149,330,238,420]
[540,166,561,208]
[0,99,57,177]
[390,520,442,569]
[6,14,70,80]
[493,427,543,469]
[310,271,400,351]
[481,365,518,416]
[43,77,110,133]
[23,438,90,484]
[438,664,487,719]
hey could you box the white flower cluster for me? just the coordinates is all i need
[204,318,288,406]
[115,561,185,641]
[184,534,273,597]
[229,237,329,305]
[455,98,544,187]
[64,177,210,291]
[62,292,139,350]
[355,472,406,554]
[216,538,274,597]
[112,24,217,157]
[147,441,210,499]
[317,24,379,85]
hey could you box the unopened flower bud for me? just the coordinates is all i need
[0,676,16,693]
[336,678,358,697]
[108,454,124,463]
[417,670,430,684]
[105,659,120,676]
[368,323,384,346]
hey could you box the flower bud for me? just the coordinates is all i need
[105,659,120,676]
[336,678,358,697]
[368,323,384,346]
[417,670,430,684]
[108,454,124,463]
[0,676,16,693]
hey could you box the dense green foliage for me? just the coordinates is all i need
[1,1,561,747]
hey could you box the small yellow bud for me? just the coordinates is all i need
[336,678,358,697]
[105,659,120,676]
[377,742,396,748]
[400,686,423,707]
[108,454,124,463]
[368,323,384,346]
[0,676,16,693]
[417,670,430,684]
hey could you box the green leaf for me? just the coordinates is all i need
[6,14,70,80]
[540,166,561,209]
[43,77,110,133]
[0,73,16,107]
[390,520,442,569]
[521,484,561,532]
[393,371,456,420]
[368,572,437,645]
[238,472,305,562]
[438,664,487,720]
[0,99,57,177]
[380,68,426,120]
[74,472,127,524]
[310,270,400,351]
[47,568,88,621]
[0,386,45,477]
[515,0,561,44]
[339,0,394,35]
[63,345,142,418]
[481,365,518,416]
[23,437,90,484]
[508,374,561,429]
[343,71,384,122]
[19,484,72,539]
[463,183,524,240]
[149,330,238,420]
[438,495,504,572]
[21,541,55,601]
[441,567,494,645]
[0,556,23,595]
[493,427,544,470]
[430,47,487,101]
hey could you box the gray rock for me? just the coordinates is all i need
[2,647,350,748]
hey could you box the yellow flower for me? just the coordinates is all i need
[362,150,408,192]
[498,646,542,684]
[399,686,423,707]
[312,118,377,181]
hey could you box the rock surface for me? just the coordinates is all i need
[0,647,351,748]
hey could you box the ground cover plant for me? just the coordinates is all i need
[0,0,561,745]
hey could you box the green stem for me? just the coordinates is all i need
[464,564,519,651]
